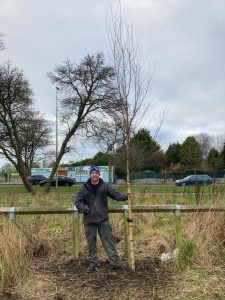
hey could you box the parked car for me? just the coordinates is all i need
[175,175,213,186]
[27,174,48,185]
[39,176,76,187]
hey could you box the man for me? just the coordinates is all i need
[75,165,128,271]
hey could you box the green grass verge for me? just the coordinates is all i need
[0,184,224,207]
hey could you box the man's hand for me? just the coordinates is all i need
[127,193,134,201]
[84,207,89,214]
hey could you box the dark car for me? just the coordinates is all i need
[27,174,48,185]
[175,175,213,186]
[39,176,76,187]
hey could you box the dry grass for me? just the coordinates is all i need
[169,211,225,299]
[0,219,28,293]
[0,191,225,299]
[181,212,225,268]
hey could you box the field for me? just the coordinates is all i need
[0,184,225,299]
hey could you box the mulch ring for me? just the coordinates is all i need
[2,257,175,300]
[35,257,175,300]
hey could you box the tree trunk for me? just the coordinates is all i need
[108,150,112,184]
[44,144,65,193]
[22,178,34,194]
[44,129,75,193]
[125,133,135,271]
[18,160,34,194]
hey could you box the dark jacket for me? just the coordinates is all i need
[75,178,128,224]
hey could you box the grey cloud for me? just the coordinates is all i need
[0,0,224,164]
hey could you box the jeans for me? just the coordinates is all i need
[84,220,120,265]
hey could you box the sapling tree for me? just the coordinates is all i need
[107,2,153,270]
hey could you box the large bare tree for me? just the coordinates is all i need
[107,2,153,270]
[0,62,52,192]
[46,53,120,192]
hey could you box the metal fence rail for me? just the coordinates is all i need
[1,205,225,258]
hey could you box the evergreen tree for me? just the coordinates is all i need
[180,136,202,173]
[207,148,222,173]
[165,142,181,166]
[90,152,109,166]
[131,128,160,153]
[114,128,162,172]
[130,128,161,171]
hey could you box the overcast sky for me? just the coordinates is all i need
[1,0,225,165]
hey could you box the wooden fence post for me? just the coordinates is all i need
[72,206,79,259]
[174,204,182,250]
[123,205,129,258]
[195,184,201,204]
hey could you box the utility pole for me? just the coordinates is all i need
[56,86,59,188]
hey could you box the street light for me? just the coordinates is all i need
[56,86,59,188]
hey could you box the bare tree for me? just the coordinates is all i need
[18,111,53,170]
[0,62,52,192]
[46,53,120,192]
[152,107,168,142]
[107,2,153,270]
[212,133,225,152]
[87,111,124,183]
[195,132,225,161]
[195,132,211,159]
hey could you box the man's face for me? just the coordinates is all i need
[90,171,100,184]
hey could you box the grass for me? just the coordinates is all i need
[0,221,29,293]
[0,182,223,193]
[0,191,223,210]
[0,183,224,207]
[178,239,198,269]
[0,185,225,299]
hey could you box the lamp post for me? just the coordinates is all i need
[56,86,59,188]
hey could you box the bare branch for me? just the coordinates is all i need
[45,53,119,192]
[107,1,153,271]
[0,62,52,192]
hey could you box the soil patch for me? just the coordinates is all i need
[5,257,174,300]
